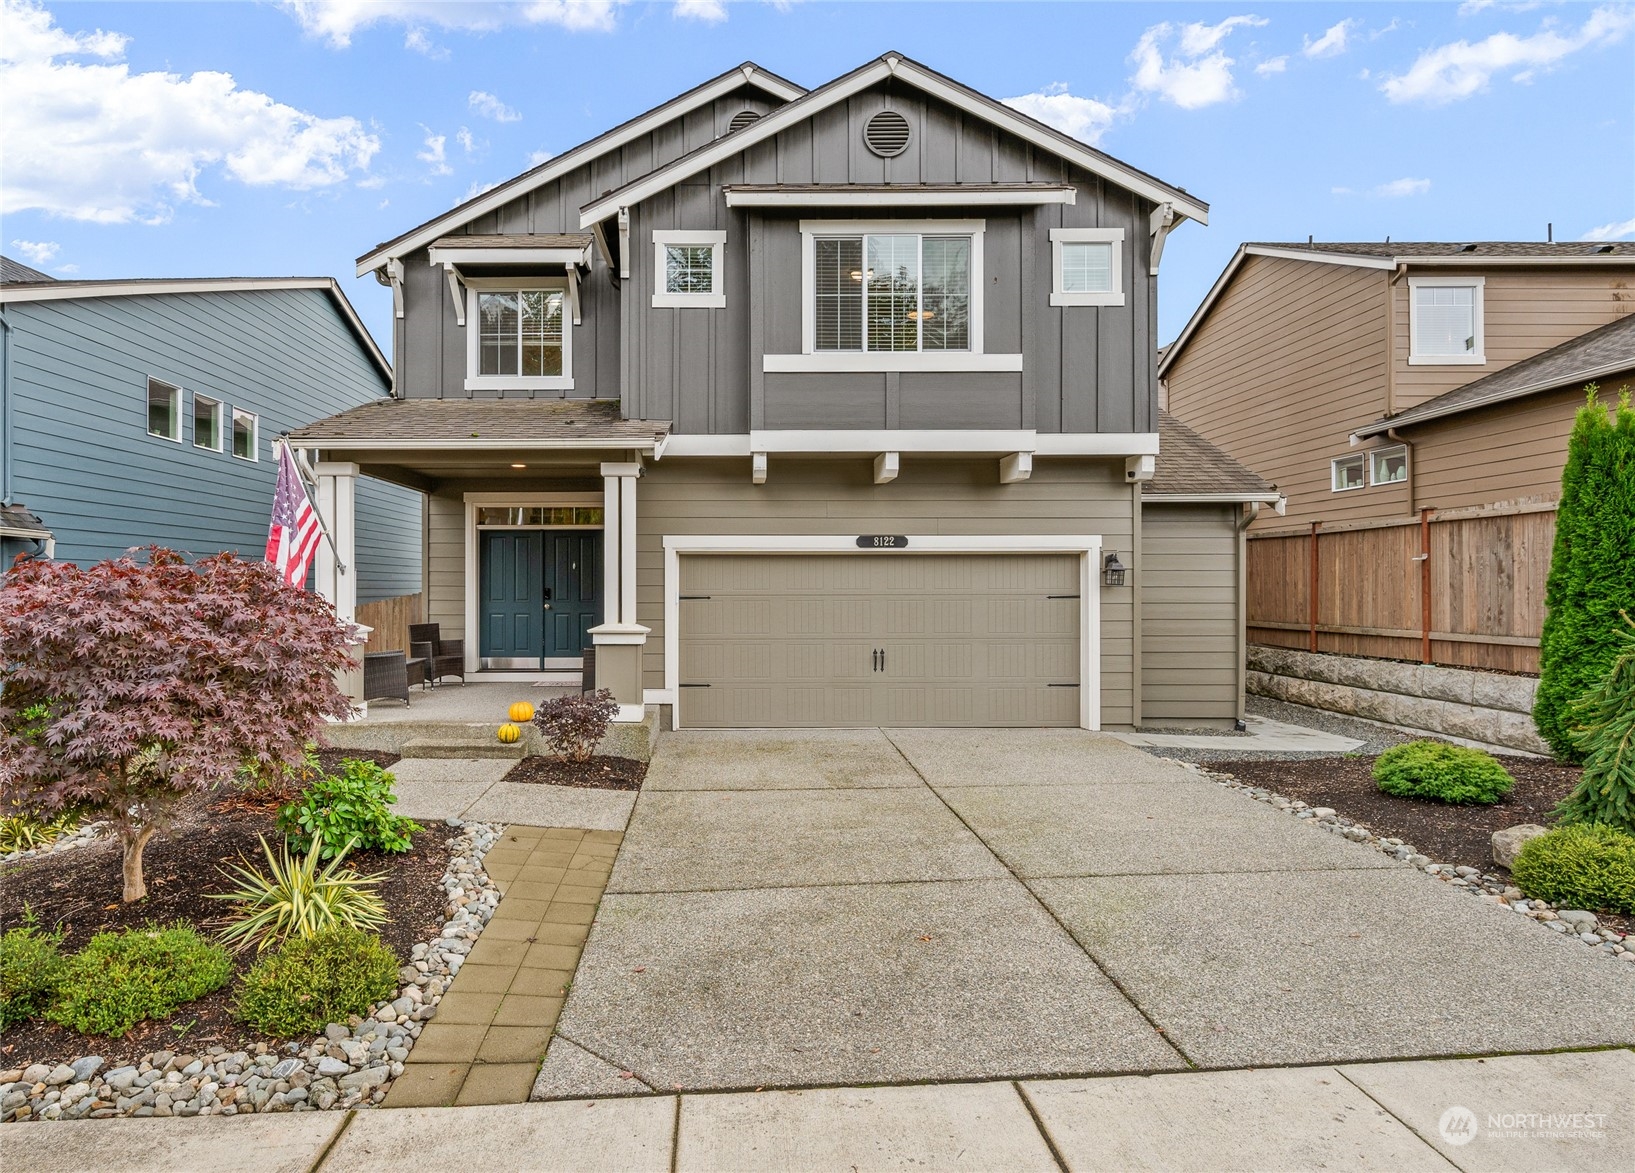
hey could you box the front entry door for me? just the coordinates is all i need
[542,532,602,657]
[480,530,544,668]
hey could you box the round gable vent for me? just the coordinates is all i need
[727,109,761,134]
[863,110,911,158]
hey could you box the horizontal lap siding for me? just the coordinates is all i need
[637,457,1137,726]
[1141,505,1240,721]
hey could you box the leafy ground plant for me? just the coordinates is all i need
[278,759,421,860]
[234,927,399,1036]
[1373,741,1515,805]
[210,834,388,954]
[533,689,619,763]
[1510,823,1635,915]
[0,914,69,1030]
[46,923,232,1037]
[0,812,80,855]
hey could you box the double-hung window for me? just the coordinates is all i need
[147,378,181,441]
[193,394,223,451]
[1050,228,1125,307]
[1409,276,1484,364]
[231,408,258,461]
[652,231,725,308]
[465,279,571,391]
[812,230,972,353]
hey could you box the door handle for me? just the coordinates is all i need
[543,603,553,611]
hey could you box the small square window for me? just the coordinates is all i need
[664,245,715,294]
[1370,445,1408,485]
[1060,242,1114,294]
[1332,454,1366,492]
[193,394,222,451]
[652,232,725,307]
[231,408,257,461]
[147,378,181,441]
[1050,228,1125,307]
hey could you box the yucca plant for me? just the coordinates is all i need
[209,833,388,953]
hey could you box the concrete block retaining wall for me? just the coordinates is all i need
[1246,647,1549,756]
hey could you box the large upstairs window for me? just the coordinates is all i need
[1409,276,1484,365]
[465,279,571,391]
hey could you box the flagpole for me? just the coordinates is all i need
[277,436,348,575]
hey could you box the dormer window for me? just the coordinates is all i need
[464,278,572,391]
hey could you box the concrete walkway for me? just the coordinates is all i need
[537,728,1634,1095]
[1108,713,1364,753]
[5,1048,1629,1172]
[384,758,636,831]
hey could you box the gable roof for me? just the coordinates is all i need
[578,51,1208,229]
[0,277,390,384]
[1,255,54,284]
[1147,412,1278,500]
[1159,241,1635,377]
[355,62,805,276]
[1354,312,1635,440]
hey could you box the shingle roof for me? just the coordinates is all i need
[1148,412,1276,498]
[0,504,52,539]
[1355,312,1635,439]
[427,233,594,251]
[0,255,55,284]
[1249,241,1635,258]
[287,398,671,448]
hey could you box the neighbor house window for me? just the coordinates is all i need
[1050,228,1126,307]
[812,230,972,352]
[652,231,725,308]
[1409,276,1484,364]
[231,408,257,461]
[193,394,222,451]
[1370,445,1408,486]
[464,280,572,391]
[1332,454,1366,492]
[147,378,181,441]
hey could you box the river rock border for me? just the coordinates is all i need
[1190,763,1634,962]
[1,821,109,867]
[0,819,503,1123]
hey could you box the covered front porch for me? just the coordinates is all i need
[286,399,670,720]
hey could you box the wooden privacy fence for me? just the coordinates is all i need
[1246,502,1555,674]
[355,593,424,656]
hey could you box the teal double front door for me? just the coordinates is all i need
[479,530,603,669]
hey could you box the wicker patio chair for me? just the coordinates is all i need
[363,651,411,707]
[408,622,465,685]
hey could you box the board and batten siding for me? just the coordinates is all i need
[1140,504,1242,724]
[1162,254,1401,528]
[635,457,1138,727]
[3,289,421,599]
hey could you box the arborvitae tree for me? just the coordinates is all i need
[1557,614,1635,834]
[1533,387,1635,760]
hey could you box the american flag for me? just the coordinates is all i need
[265,442,322,588]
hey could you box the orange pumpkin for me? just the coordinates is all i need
[508,701,535,723]
[496,722,522,744]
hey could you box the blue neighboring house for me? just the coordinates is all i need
[0,256,422,603]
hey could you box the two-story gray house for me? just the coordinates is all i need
[291,54,1275,731]
[0,265,422,607]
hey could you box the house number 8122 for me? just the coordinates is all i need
[856,535,909,549]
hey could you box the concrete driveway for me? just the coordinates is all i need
[533,728,1635,1097]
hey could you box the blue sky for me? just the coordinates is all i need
[3,0,1632,346]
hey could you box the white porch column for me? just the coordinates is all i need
[595,462,648,722]
[620,473,638,626]
[601,469,622,624]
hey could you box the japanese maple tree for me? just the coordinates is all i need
[0,548,356,901]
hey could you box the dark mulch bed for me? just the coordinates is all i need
[501,755,647,791]
[0,776,446,1071]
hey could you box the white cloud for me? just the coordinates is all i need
[1331,186,1354,195]
[673,0,727,22]
[1382,5,1635,104]
[1582,216,1635,241]
[9,239,58,265]
[1303,18,1359,58]
[1255,55,1288,75]
[403,28,447,59]
[55,262,77,274]
[461,179,501,202]
[527,148,554,167]
[1002,83,1119,145]
[418,128,452,176]
[1129,15,1267,109]
[469,90,521,122]
[284,1,623,47]
[1,0,379,224]
[456,127,477,153]
[1376,176,1431,197]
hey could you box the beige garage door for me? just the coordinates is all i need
[677,553,1083,728]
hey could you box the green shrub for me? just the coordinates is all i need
[210,834,388,953]
[0,915,68,1030]
[1556,615,1635,835]
[1373,740,1515,804]
[278,759,421,859]
[1535,387,1635,760]
[46,923,232,1037]
[234,927,399,1036]
[1511,823,1635,915]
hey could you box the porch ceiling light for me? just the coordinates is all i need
[511,463,527,469]
[1102,551,1127,588]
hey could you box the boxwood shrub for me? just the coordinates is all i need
[1373,740,1515,805]
[1510,823,1635,915]
[235,927,399,1036]
[46,923,232,1037]
[0,919,68,1030]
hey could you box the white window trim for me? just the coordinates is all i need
[147,378,182,443]
[464,277,574,392]
[651,230,726,308]
[1049,227,1126,307]
[231,408,259,462]
[193,393,223,452]
[1407,275,1485,366]
[779,218,1010,373]
[661,533,1102,732]
[1331,454,1366,492]
[1369,443,1408,486]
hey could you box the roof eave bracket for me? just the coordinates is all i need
[442,263,466,327]
[1149,203,1177,278]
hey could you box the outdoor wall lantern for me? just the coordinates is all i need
[1102,551,1127,588]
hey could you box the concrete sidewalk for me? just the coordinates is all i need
[5,1048,1629,1172]
[384,758,636,832]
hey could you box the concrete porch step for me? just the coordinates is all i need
[400,737,526,760]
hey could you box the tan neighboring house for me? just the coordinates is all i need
[1159,241,1635,675]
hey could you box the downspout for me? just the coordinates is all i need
[1387,426,1416,514]
[0,309,13,506]
[1235,500,1260,726]
[617,208,631,281]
